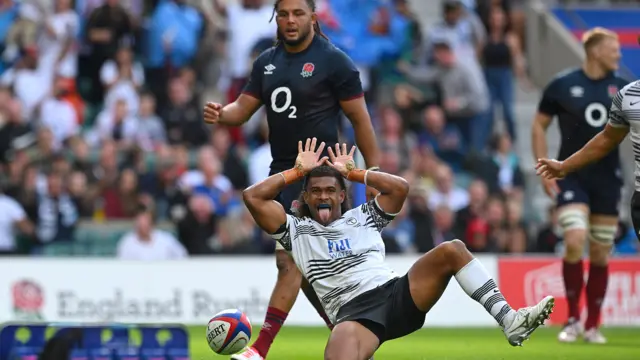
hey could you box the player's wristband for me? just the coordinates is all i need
[279,168,305,185]
[346,169,367,185]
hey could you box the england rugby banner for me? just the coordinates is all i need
[498,257,640,326]
[0,256,498,327]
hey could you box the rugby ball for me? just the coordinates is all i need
[206,308,252,355]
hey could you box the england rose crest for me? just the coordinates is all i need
[301,63,315,78]
[12,280,44,320]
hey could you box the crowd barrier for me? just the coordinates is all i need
[1,256,638,327]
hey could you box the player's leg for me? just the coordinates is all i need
[582,181,620,344]
[324,321,379,360]
[555,176,590,342]
[407,240,554,346]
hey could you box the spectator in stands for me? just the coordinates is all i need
[481,5,525,144]
[504,198,527,253]
[399,39,490,150]
[39,0,79,85]
[116,204,187,260]
[407,184,437,252]
[92,98,137,149]
[210,127,248,191]
[247,120,271,186]
[535,205,562,253]
[0,89,30,164]
[487,133,524,197]
[83,0,134,103]
[381,202,414,253]
[100,46,144,116]
[378,107,415,173]
[102,168,140,219]
[146,0,203,107]
[39,76,80,150]
[483,196,506,251]
[453,179,488,239]
[2,0,41,63]
[26,128,55,168]
[161,77,208,147]
[133,92,166,152]
[419,105,465,171]
[431,204,456,247]
[67,170,93,218]
[213,0,275,104]
[176,193,216,255]
[0,185,34,255]
[33,170,78,249]
[428,164,470,212]
[1,46,49,120]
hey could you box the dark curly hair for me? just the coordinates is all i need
[270,0,329,45]
[294,165,351,219]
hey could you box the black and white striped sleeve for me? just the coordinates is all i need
[608,89,629,128]
[269,214,296,251]
[357,197,399,232]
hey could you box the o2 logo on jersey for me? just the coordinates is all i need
[327,239,353,259]
[584,102,608,128]
[270,86,297,118]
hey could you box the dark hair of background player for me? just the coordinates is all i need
[295,165,352,219]
[270,0,329,45]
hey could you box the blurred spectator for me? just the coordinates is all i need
[428,164,469,212]
[133,92,166,152]
[117,205,187,260]
[176,193,216,255]
[33,170,78,247]
[100,46,143,115]
[101,167,140,219]
[487,133,524,196]
[214,0,275,103]
[210,127,248,191]
[92,97,137,148]
[504,198,527,253]
[535,205,562,253]
[146,0,203,107]
[483,196,506,251]
[1,46,49,120]
[82,0,133,103]
[453,179,488,239]
[247,121,272,186]
[38,76,80,150]
[431,205,456,246]
[161,77,208,147]
[67,169,93,218]
[3,0,40,63]
[39,0,79,84]
[0,186,34,255]
[0,88,30,164]
[406,184,436,252]
[482,5,525,143]
[378,107,415,173]
[381,203,414,253]
[419,105,465,171]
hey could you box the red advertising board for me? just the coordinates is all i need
[498,257,640,326]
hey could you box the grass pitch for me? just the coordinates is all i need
[191,326,640,360]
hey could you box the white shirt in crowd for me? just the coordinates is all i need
[91,108,138,145]
[100,60,145,115]
[0,68,49,120]
[39,97,79,150]
[428,188,470,212]
[178,171,233,193]
[226,3,276,78]
[117,229,187,260]
[0,195,27,251]
[38,10,80,80]
[248,142,272,185]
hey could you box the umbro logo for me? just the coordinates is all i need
[264,64,276,75]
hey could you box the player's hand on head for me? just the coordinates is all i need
[295,137,328,174]
[327,143,356,177]
[203,102,222,124]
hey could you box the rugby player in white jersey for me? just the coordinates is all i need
[537,79,640,237]
[243,137,555,360]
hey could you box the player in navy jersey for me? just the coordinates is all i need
[203,1,380,359]
[530,28,628,344]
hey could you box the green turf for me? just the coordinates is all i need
[191,326,640,360]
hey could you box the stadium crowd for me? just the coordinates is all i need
[0,0,637,258]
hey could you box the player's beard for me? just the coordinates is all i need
[279,24,313,47]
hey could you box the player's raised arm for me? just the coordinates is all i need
[537,90,630,179]
[327,144,409,215]
[243,138,328,234]
[203,55,264,127]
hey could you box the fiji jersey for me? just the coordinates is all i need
[538,68,629,180]
[242,35,364,173]
[606,80,640,190]
[270,199,399,323]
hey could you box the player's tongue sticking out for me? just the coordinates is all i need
[317,203,332,223]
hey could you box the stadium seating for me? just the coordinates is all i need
[552,8,640,77]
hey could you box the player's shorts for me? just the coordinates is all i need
[273,180,304,251]
[334,274,426,345]
[630,191,640,240]
[556,174,621,216]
